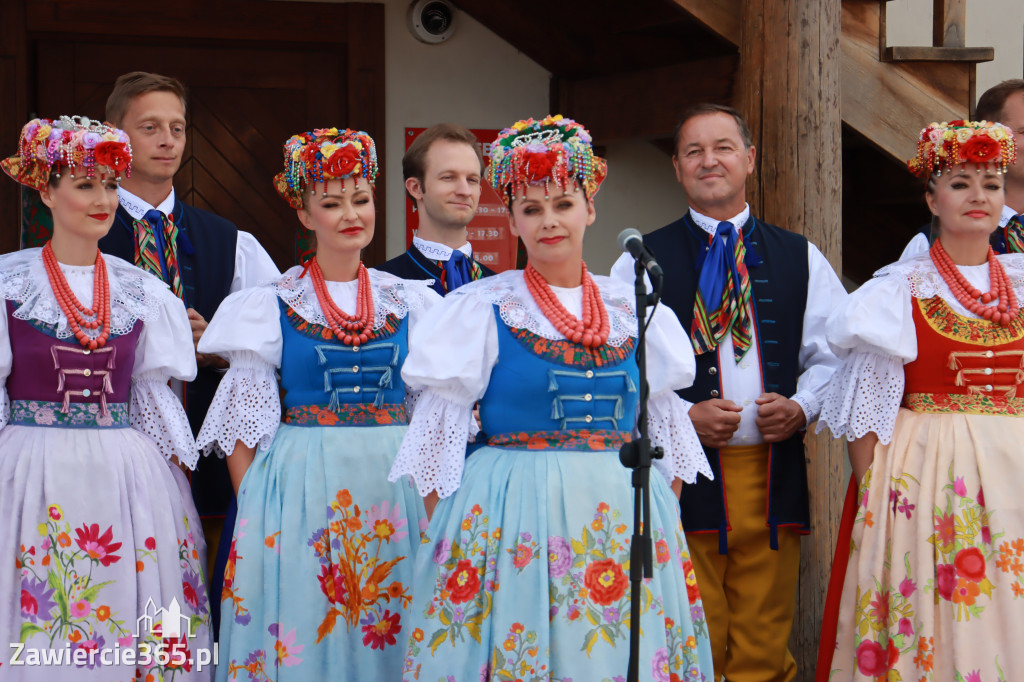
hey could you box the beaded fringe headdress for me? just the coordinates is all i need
[1,116,132,191]
[908,120,1017,178]
[273,127,378,209]
[487,115,607,206]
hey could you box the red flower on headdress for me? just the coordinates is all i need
[301,139,321,165]
[960,134,1000,164]
[525,149,558,182]
[323,145,361,178]
[93,142,130,172]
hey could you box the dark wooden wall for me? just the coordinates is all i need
[0,0,385,267]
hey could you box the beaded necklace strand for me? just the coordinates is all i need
[41,242,111,349]
[523,262,610,348]
[930,240,1018,326]
[306,256,375,345]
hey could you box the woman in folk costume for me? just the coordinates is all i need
[0,116,211,680]
[389,116,715,681]
[195,127,438,681]
[816,120,1024,680]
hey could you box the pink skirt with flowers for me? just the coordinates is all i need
[821,407,1024,680]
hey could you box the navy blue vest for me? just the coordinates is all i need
[644,214,810,552]
[100,199,238,516]
[375,245,495,297]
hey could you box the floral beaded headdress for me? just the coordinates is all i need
[907,120,1017,178]
[273,127,378,209]
[487,115,607,206]
[1,116,132,191]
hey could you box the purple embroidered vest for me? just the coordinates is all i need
[5,300,142,428]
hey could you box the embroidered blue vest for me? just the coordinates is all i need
[478,307,638,449]
[278,300,409,426]
[644,214,810,552]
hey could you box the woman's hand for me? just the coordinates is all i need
[848,433,878,484]
[226,440,257,495]
[424,491,440,521]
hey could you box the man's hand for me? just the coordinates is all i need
[754,393,806,443]
[187,308,228,369]
[688,399,743,448]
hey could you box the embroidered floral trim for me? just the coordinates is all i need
[917,296,1024,346]
[283,403,408,426]
[487,429,631,451]
[283,304,401,343]
[10,399,129,428]
[903,392,1024,416]
[508,326,635,368]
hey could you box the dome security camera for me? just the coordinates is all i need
[407,0,456,44]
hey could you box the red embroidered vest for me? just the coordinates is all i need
[903,296,1024,415]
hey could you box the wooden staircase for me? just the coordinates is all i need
[672,0,995,282]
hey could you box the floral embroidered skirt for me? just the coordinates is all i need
[401,445,713,682]
[216,423,427,682]
[823,408,1024,680]
[0,424,212,681]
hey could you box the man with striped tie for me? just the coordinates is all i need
[611,104,846,682]
[98,71,279,635]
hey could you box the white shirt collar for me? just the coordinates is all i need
[413,235,473,262]
[1000,204,1018,228]
[117,186,175,221]
[688,204,751,237]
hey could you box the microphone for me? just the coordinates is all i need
[617,228,663,280]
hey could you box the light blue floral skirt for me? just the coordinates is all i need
[401,446,713,682]
[216,423,426,682]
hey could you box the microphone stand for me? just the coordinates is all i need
[619,260,663,682]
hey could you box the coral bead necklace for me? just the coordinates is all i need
[41,241,111,349]
[930,240,1018,326]
[523,262,610,348]
[305,256,375,344]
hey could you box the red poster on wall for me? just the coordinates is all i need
[404,128,519,273]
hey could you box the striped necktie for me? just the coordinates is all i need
[134,209,184,301]
[690,222,754,361]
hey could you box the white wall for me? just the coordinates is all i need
[277,0,689,274]
[381,0,689,272]
[885,0,1024,94]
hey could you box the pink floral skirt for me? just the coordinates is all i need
[0,424,212,681]
[822,408,1024,680]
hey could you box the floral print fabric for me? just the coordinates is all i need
[827,408,1024,680]
[216,423,426,682]
[401,446,713,681]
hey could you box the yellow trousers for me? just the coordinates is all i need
[686,444,800,682]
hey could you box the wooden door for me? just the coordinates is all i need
[34,42,341,270]
[0,0,385,263]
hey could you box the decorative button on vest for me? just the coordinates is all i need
[711,389,720,398]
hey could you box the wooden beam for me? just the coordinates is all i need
[843,1,969,163]
[553,56,737,144]
[668,0,740,44]
[933,0,967,47]
[737,2,844,679]
[0,0,28,254]
[345,2,386,266]
[26,0,359,44]
[884,45,993,62]
[671,0,981,170]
